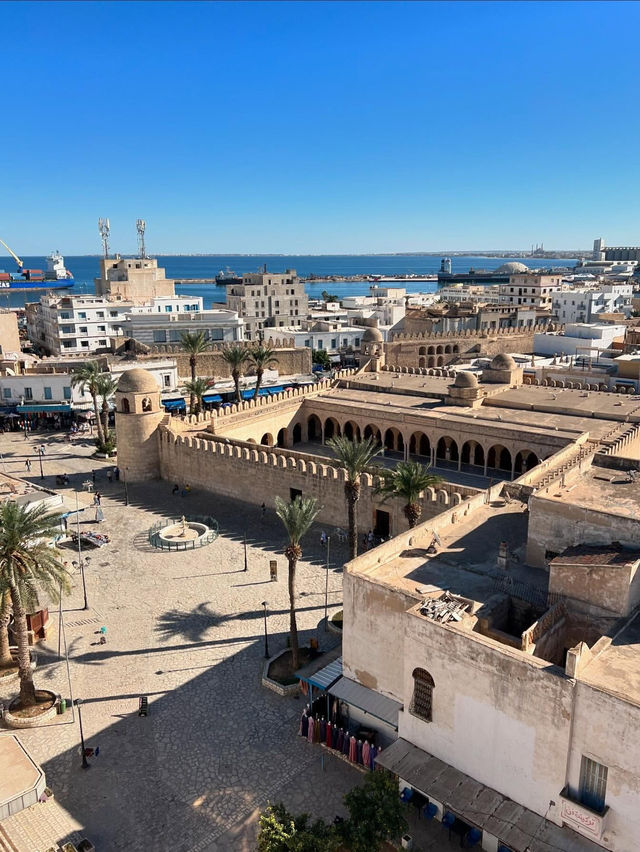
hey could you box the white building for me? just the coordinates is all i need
[437,284,501,305]
[123,306,244,346]
[552,285,633,324]
[534,323,627,358]
[226,269,308,340]
[499,273,563,310]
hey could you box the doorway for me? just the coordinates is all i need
[374,510,390,538]
[290,488,303,502]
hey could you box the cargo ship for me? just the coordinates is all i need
[0,240,74,290]
[215,266,242,286]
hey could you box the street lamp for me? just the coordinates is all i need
[123,467,129,507]
[72,556,90,611]
[324,535,331,629]
[243,531,248,572]
[36,446,44,479]
[75,699,90,769]
[261,601,270,659]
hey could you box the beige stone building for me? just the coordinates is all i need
[225,269,308,341]
[499,272,562,310]
[94,255,175,304]
[0,310,21,355]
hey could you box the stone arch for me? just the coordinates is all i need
[436,345,444,355]
[363,424,382,445]
[292,423,302,444]
[487,444,511,472]
[121,398,130,413]
[418,356,426,368]
[436,436,458,463]
[384,427,404,453]
[427,356,435,367]
[436,355,444,366]
[344,420,361,441]
[307,414,322,442]
[514,449,539,474]
[260,433,274,447]
[324,417,340,441]
[410,668,435,722]
[444,344,452,354]
[452,344,460,353]
[461,440,485,468]
[427,346,435,355]
[409,431,431,458]
[277,427,288,448]
[419,346,427,356]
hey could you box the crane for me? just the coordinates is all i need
[0,238,23,271]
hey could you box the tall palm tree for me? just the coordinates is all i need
[71,361,105,444]
[221,344,249,403]
[179,331,210,412]
[376,461,444,529]
[274,496,320,670]
[95,374,118,440]
[327,435,381,560]
[183,377,210,415]
[0,586,12,670]
[247,344,278,399]
[0,503,70,707]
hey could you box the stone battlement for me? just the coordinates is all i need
[391,323,554,343]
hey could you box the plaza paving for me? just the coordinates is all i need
[0,430,456,852]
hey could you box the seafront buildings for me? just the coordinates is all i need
[225,268,308,340]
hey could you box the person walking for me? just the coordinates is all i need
[320,530,327,547]
[172,484,179,496]
[367,529,374,549]
[91,469,96,483]
[261,502,266,518]
[24,459,32,472]
[107,469,113,483]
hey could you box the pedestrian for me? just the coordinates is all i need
[172,484,179,496]
[91,469,96,483]
[25,459,32,472]
[40,445,46,455]
[362,533,368,551]
[114,467,120,481]
[94,492,101,506]
[261,502,266,517]
[107,469,113,483]
[367,529,374,548]
[95,506,104,523]
[320,530,327,547]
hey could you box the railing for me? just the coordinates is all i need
[148,514,219,551]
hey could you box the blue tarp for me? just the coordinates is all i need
[202,393,223,403]
[161,399,186,410]
[17,404,71,413]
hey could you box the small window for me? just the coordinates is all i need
[96,311,105,318]
[97,325,106,332]
[63,386,72,400]
[579,756,608,812]
[410,668,435,722]
[163,374,171,388]
[99,340,107,346]
[153,330,167,343]
[79,326,88,333]
[24,387,33,400]
[169,331,181,343]
[77,312,87,319]
[3,388,11,399]
[331,338,337,348]
[165,305,173,312]
[81,341,89,348]
[110,311,118,317]
[122,398,130,413]
[142,397,152,412]
[44,386,52,400]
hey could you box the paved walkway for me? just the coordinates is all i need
[0,431,454,851]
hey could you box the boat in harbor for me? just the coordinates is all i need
[0,240,74,290]
[215,266,242,286]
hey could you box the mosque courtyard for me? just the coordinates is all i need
[0,430,455,851]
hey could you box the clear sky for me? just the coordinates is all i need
[2,1,639,255]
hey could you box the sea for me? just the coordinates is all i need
[0,255,576,310]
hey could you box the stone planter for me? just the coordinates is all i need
[261,649,301,697]
[3,689,58,729]
[328,611,343,636]
[0,648,37,686]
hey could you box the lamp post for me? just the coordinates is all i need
[243,532,248,572]
[324,535,331,630]
[75,699,90,769]
[123,467,129,507]
[73,490,89,610]
[261,601,270,659]
[72,557,90,611]
[36,446,44,479]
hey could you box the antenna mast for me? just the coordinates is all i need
[98,218,110,259]
[136,219,147,258]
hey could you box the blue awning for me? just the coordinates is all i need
[202,393,222,403]
[17,404,71,413]
[161,399,186,410]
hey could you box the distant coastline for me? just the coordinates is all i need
[53,250,588,259]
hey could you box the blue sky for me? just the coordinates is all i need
[2,1,639,254]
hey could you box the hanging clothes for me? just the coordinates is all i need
[319,717,326,743]
[362,740,371,768]
[372,745,380,769]
[349,735,357,762]
[337,728,344,753]
[326,721,333,748]
[332,724,339,749]
[299,710,309,738]
[357,740,363,765]
[331,698,338,725]
[307,716,315,744]
[342,732,350,757]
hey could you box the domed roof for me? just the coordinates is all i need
[453,370,478,388]
[116,368,159,394]
[361,325,384,343]
[490,353,516,370]
[495,262,530,274]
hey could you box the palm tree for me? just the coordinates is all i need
[0,502,70,707]
[376,461,444,529]
[274,496,320,670]
[71,361,105,444]
[95,374,118,441]
[183,377,210,415]
[247,344,278,399]
[179,331,210,412]
[0,586,12,670]
[327,435,381,560]
[221,344,249,403]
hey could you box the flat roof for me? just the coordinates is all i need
[0,734,44,806]
[538,465,640,520]
[581,613,640,707]
[487,385,640,423]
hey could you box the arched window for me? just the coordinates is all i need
[142,397,152,412]
[410,668,435,722]
[122,398,130,413]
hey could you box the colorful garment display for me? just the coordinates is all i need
[307,716,315,744]
[326,721,333,748]
[362,740,370,767]
[349,736,357,762]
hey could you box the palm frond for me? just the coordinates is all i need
[221,345,249,367]
[178,331,210,355]
[376,461,443,504]
[274,496,319,546]
[247,344,278,369]
[327,436,381,482]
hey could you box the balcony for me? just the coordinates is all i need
[559,787,609,841]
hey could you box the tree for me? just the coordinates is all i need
[340,770,407,852]
[0,502,70,707]
[257,803,338,852]
[95,374,118,443]
[220,344,249,403]
[312,349,331,370]
[321,290,338,303]
[71,361,105,444]
[247,343,279,399]
[327,436,381,560]
[179,331,210,412]
[376,460,443,528]
[0,586,12,669]
[182,377,210,415]
[274,496,319,670]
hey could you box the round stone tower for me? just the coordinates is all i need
[114,368,165,481]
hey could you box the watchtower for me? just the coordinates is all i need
[114,368,165,481]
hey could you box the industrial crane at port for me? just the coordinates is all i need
[0,238,24,271]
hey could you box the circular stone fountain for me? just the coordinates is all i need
[150,515,218,550]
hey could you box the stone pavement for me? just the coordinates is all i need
[0,431,455,851]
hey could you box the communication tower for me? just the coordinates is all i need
[98,218,110,258]
[136,219,147,259]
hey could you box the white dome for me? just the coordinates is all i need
[495,262,530,274]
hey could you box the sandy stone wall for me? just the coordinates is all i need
[140,346,312,381]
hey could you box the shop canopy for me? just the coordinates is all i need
[328,677,402,729]
[161,399,187,410]
[295,648,343,692]
[17,404,71,414]
[202,393,223,403]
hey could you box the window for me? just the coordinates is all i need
[81,341,89,348]
[153,330,167,343]
[60,311,71,320]
[3,388,11,399]
[24,387,33,400]
[169,330,181,343]
[355,338,360,347]
[210,329,223,341]
[63,386,72,400]
[579,756,608,812]
[62,341,73,349]
[165,305,173,312]
[96,311,105,318]
[110,311,119,318]
[99,340,107,346]
[162,374,171,388]
[44,387,52,400]
[77,312,87,319]
[97,325,106,332]
[409,668,434,722]
[79,326,88,333]
[331,338,337,348]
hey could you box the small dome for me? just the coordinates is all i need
[116,368,159,394]
[453,371,478,388]
[361,326,384,343]
[495,262,530,274]
[490,353,516,370]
